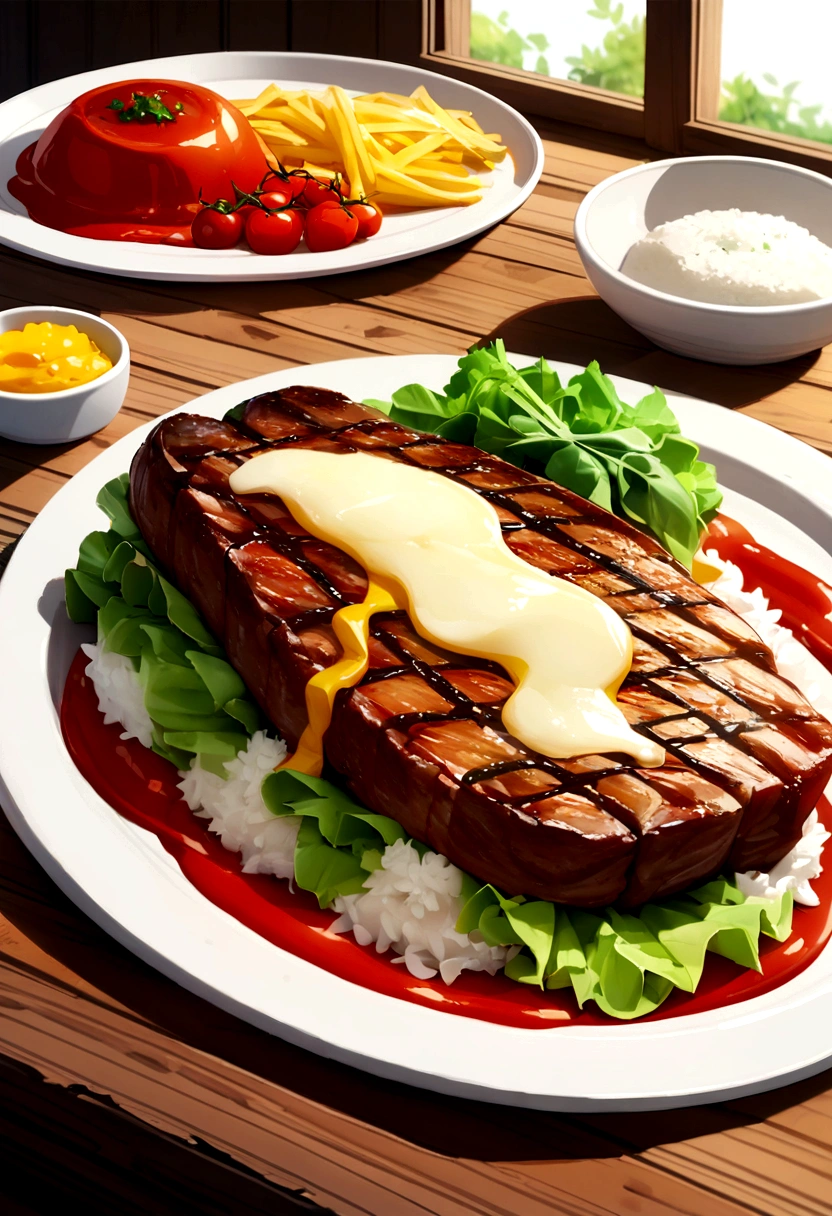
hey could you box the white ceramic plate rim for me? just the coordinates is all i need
[0,51,543,282]
[1,352,832,1112]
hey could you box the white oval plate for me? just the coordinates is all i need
[0,51,542,282]
[1,353,832,1112]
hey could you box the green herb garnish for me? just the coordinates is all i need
[365,341,722,569]
[107,92,181,124]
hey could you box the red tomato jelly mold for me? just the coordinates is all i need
[9,79,264,244]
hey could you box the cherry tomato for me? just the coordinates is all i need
[350,202,382,240]
[191,208,244,250]
[301,176,347,208]
[262,172,308,202]
[305,202,358,253]
[245,206,304,255]
[287,174,311,201]
[256,188,293,210]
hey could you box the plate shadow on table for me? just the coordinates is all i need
[0,234,472,354]
[0,799,830,1169]
[480,296,822,408]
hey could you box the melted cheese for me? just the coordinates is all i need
[230,450,665,770]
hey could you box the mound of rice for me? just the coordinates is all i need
[330,839,516,983]
[82,553,832,981]
[622,209,832,307]
[179,732,298,880]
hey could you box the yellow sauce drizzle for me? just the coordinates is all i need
[279,579,404,776]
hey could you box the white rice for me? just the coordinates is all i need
[622,209,832,306]
[179,731,299,880]
[81,641,153,748]
[329,839,516,983]
[736,809,830,907]
[82,552,832,982]
[176,734,514,980]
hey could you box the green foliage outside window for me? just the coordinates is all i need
[470,5,832,146]
[469,9,550,76]
[718,74,832,146]
[469,1,643,98]
[564,0,645,98]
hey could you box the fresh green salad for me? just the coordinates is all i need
[366,341,722,569]
[65,478,790,1022]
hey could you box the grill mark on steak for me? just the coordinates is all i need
[129,389,832,907]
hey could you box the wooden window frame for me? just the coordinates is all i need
[422,0,644,139]
[423,0,832,177]
[679,0,832,174]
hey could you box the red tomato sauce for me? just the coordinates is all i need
[705,514,832,671]
[9,79,265,244]
[60,519,832,1028]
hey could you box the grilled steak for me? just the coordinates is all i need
[130,388,832,907]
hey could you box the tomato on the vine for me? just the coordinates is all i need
[245,206,304,255]
[262,171,307,202]
[256,188,293,210]
[300,176,348,209]
[191,208,244,250]
[304,201,358,253]
[350,202,382,240]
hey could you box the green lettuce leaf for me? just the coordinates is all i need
[65,488,261,769]
[294,818,369,908]
[261,769,406,907]
[457,880,792,1019]
[96,474,151,555]
[367,341,722,568]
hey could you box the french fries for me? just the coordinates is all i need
[233,83,507,208]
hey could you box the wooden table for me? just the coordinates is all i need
[2,117,832,1216]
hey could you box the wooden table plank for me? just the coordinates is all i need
[0,120,831,1215]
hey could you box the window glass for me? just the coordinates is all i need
[719,0,832,145]
[469,0,647,98]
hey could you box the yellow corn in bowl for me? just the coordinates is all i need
[0,307,129,443]
[0,321,113,394]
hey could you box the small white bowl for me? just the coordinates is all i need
[574,156,832,365]
[0,306,129,443]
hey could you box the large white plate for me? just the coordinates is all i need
[0,51,543,282]
[1,353,832,1112]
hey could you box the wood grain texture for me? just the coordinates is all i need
[643,0,694,153]
[1,100,832,1216]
